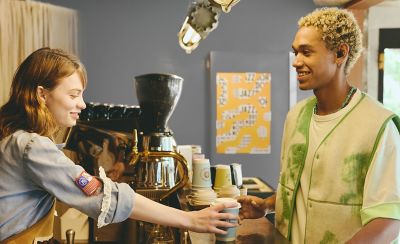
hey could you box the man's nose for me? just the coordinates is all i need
[292,56,302,68]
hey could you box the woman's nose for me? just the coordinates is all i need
[78,97,86,110]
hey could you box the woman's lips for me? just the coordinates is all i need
[70,112,79,120]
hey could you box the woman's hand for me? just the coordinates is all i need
[186,202,239,234]
[237,195,275,220]
[130,194,241,234]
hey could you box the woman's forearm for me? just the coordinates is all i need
[129,193,190,229]
[129,192,239,234]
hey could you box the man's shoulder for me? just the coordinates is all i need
[288,96,316,117]
[358,92,397,116]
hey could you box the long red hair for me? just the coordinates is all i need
[0,48,87,140]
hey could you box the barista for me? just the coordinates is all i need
[0,48,238,243]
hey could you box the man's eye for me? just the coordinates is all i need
[70,95,79,98]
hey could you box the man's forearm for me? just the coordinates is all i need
[346,218,400,244]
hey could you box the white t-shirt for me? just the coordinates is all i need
[291,89,400,243]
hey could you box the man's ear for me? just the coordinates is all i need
[37,86,47,104]
[336,43,350,65]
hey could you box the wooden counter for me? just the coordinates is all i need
[188,217,289,244]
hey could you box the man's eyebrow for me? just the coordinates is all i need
[292,44,313,50]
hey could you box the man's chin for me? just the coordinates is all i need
[298,84,312,91]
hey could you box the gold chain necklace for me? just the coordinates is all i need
[314,86,357,115]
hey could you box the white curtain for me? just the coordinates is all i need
[0,0,78,105]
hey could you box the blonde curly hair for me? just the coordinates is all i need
[298,7,362,75]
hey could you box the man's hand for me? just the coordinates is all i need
[237,195,275,220]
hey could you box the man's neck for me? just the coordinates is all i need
[314,80,352,116]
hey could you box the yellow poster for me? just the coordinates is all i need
[216,72,271,154]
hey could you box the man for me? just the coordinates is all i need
[238,7,400,243]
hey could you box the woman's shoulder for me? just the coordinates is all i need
[6,130,53,150]
[12,129,39,141]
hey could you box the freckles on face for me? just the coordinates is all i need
[44,72,86,128]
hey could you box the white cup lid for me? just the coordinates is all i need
[212,197,241,208]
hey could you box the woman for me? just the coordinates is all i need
[0,48,238,243]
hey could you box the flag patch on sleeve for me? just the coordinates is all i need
[75,171,101,196]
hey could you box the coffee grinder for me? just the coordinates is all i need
[129,73,188,202]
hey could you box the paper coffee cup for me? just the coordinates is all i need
[214,165,232,189]
[230,163,243,187]
[239,186,247,196]
[177,145,193,187]
[218,185,240,198]
[192,158,212,188]
[212,198,241,242]
[191,145,202,154]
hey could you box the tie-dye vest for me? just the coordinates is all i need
[275,93,400,243]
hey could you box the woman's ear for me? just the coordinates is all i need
[37,86,47,104]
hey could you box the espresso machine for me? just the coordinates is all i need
[64,73,188,243]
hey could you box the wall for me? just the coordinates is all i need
[40,0,316,187]
[367,0,400,98]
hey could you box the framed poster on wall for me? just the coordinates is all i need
[207,51,287,182]
[216,72,271,154]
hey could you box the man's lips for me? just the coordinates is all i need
[297,71,311,81]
